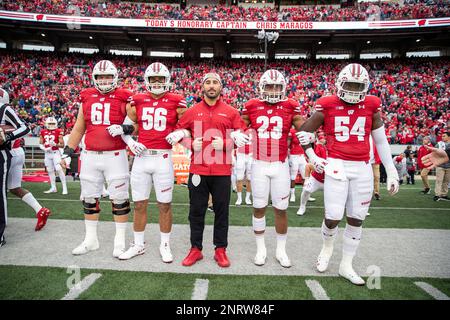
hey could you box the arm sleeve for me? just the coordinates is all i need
[4,106,30,140]
[371,126,396,172]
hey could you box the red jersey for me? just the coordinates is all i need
[311,143,327,183]
[12,139,22,149]
[417,143,433,169]
[288,128,305,156]
[40,128,62,151]
[80,87,132,151]
[130,92,187,150]
[176,98,244,176]
[316,95,381,162]
[243,98,301,162]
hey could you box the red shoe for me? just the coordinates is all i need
[35,207,51,231]
[214,247,230,268]
[182,247,203,266]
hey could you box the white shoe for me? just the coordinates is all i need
[159,243,173,263]
[44,188,57,194]
[245,197,252,205]
[235,199,242,206]
[276,250,292,268]
[62,189,68,195]
[339,263,365,286]
[366,212,371,216]
[296,205,306,216]
[290,193,296,203]
[72,239,99,255]
[316,247,333,273]
[254,248,267,266]
[308,197,316,202]
[118,242,146,260]
[113,242,126,258]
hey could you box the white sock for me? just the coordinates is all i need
[134,231,145,246]
[48,170,56,189]
[85,219,98,243]
[236,192,242,201]
[255,233,265,254]
[160,232,171,246]
[276,233,287,253]
[321,220,338,255]
[114,222,127,247]
[300,189,310,208]
[290,188,295,195]
[22,193,42,213]
[341,224,362,267]
[245,192,251,201]
[57,168,67,191]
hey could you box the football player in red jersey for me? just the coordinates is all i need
[107,62,187,263]
[241,69,305,268]
[62,60,136,258]
[298,63,399,285]
[297,133,327,216]
[39,117,67,194]
[288,126,307,203]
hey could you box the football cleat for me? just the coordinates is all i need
[245,197,252,205]
[235,199,242,206]
[296,205,306,216]
[339,263,365,286]
[44,188,57,194]
[254,248,267,266]
[276,250,292,268]
[35,207,51,231]
[72,239,99,255]
[308,197,316,202]
[118,242,146,260]
[316,248,333,273]
[160,243,173,263]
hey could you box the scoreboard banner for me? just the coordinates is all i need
[1,10,449,30]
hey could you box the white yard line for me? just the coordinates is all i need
[61,273,102,300]
[191,279,209,300]
[305,280,330,300]
[7,197,450,211]
[414,282,450,300]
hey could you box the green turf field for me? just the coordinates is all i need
[1,265,449,300]
[1,181,450,300]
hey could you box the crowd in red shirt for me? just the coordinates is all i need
[1,0,449,22]
[0,50,448,144]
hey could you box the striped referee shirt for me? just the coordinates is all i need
[0,103,30,149]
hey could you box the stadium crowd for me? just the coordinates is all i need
[0,0,449,22]
[0,50,448,144]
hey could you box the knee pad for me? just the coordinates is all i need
[252,216,266,232]
[112,199,131,216]
[82,198,100,214]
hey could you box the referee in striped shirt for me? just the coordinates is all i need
[0,88,30,247]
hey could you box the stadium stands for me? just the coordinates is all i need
[0,50,448,143]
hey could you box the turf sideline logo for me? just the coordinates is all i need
[366,265,382,290]
[66,265,82,290]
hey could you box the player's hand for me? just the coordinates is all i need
[45,146,53,152]
[107,124,124,137]
[311,156,328,174]
[0,128,5,145]
[60,158,68,170]
[129,141,147,156]
[192,137,203,152]
[230,131,250,148]
[386,168,400,196]
[296,131,315,145]
[166,130,185,145]
[212,136,224,151]
[422,146,449,169]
